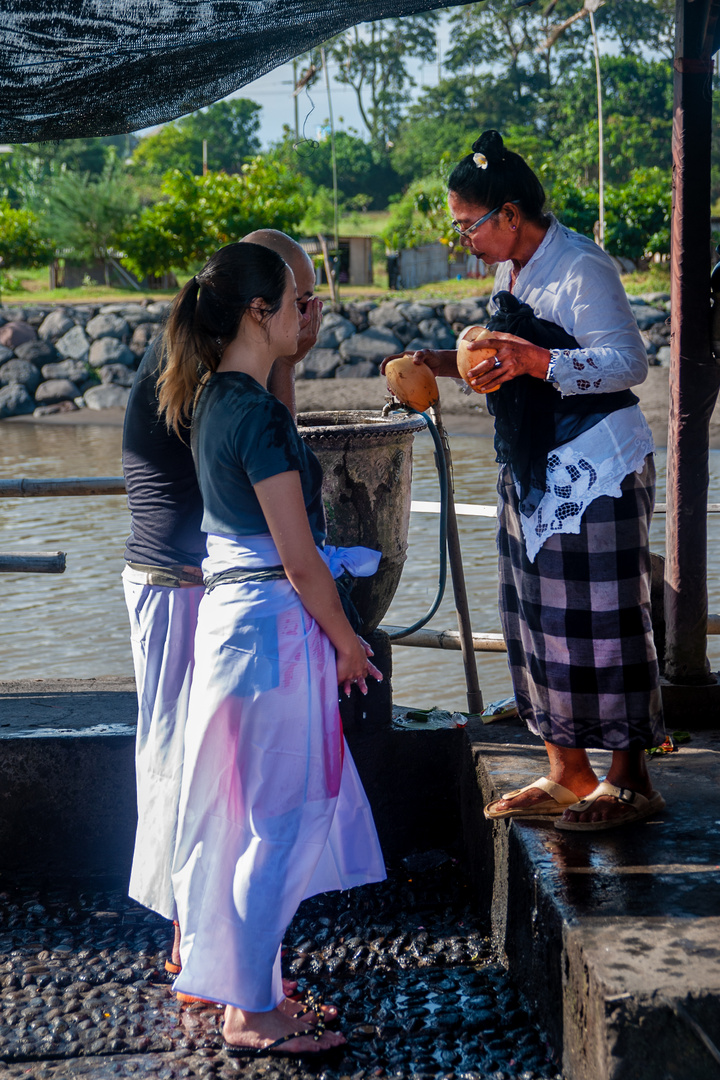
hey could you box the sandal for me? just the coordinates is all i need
[223,1014,341,1059]
[285,988,338,1025]
[484,776,581,819]
[554,780,666,832]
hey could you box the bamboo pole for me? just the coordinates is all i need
[0,478,126,497]
[431,400,483,714]
[0,551,65,573]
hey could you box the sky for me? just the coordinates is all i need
[212,16,454,151]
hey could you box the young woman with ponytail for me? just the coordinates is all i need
[389,130,666,833]
[159,243,385,1058]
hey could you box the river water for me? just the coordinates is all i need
[1,420,719,712]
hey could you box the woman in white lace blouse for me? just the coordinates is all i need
[409,130,666,832]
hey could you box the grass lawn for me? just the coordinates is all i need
[1,256,670,308]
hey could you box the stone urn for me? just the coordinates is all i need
[298,409,427,632]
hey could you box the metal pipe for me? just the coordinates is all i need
[0,551,65,573]
[431,400,483,713]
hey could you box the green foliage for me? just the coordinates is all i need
[0,136,137,207]
[0,200,53,268]
[381,176,454,250]
[604,167,672,259]
[130,99,262,177]
[120,158,307,277]
[548,168,671,259]
[272,130,400,209]
[39,157,139,270]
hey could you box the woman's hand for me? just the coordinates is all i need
[464,332,551,392]
[339,636,383,698]
[380,349,459,379]
[337,635,370,696]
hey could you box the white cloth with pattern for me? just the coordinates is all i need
[489,215,655,562]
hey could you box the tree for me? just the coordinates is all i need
[0,135,137,207]
[40,156,140,282]
[131,99,262,177]
[272,128,400,209]
[381,175,454,251]
[120,158,308,278]
[320,15,440,154]
[0,201,52,269]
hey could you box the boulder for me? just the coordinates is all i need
[41,359,90,383]
[84,384,132,409]
[336,360,379,379]
[38,310,76,342]
[403,302,436,323]
[23,307,51,328]
[444,300,488,326]
[89,337,135,367]
[0,320,37,350]
[392,321,420,347]
[417,318,456,349]
[146,301,171,318]
[130,323,160,357]
[645,320,671,346]
[338,326,403,366]
[35,378,81,405]
[302,348,341,379]
[98,303,161,326]
[655,345,672,367]
[0,359,42,393]
[34,400,79,417]
[315,313,356,349]
[368,302,410,330]
[56,325,90,362]
[66,306,97,328]
[633,306,667,331]
[0,383,35,418]
[14,339,58,366]
[404,338,441,353]
[86,313,130,340]
[345,301,377,330]
[100,364,136,387]
[0,346,13,364]
[641,292,671,306]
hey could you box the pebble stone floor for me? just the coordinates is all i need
[0,855,562,1080]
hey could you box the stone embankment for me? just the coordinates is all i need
[0,292,672,419]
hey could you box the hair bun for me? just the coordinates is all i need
[471,130,505,165]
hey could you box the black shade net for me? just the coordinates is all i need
[0,0,467,143]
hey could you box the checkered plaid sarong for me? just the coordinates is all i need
[497,455,665,750]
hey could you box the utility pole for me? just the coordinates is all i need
[292,58,299,139]
[321,46,340,286]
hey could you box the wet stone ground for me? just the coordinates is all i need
[0,856,561,1080]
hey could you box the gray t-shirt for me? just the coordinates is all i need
[191,370,326,544]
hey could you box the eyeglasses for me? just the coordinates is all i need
[451,205,501,237]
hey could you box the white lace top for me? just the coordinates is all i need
[488,215,655,563]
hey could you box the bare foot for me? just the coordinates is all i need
[223,1005,346,1054]
[279,995,338,1024]
[490,774,597,815]
[171,921,182,968]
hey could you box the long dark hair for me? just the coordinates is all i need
[157,242,288,435]
[448,130,547,223]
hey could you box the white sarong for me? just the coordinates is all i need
[171,534,386,1010]
[122,570,204,921]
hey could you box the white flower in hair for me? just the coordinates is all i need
[473,152,488,170]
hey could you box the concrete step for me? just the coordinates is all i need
[461,717,720,1080]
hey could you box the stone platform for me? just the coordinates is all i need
[1,676,719,1078]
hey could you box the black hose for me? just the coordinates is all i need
[385,406,448,640]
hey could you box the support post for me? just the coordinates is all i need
[665,0,720,688]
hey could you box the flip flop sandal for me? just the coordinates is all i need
[286,989,338,1026]
[223,1015,340,1060]
[484,776,581,820]
[165,960,182,976]
[554,780,666,832]
[176,992,219,1004]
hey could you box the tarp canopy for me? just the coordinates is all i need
[0,0,466,143]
